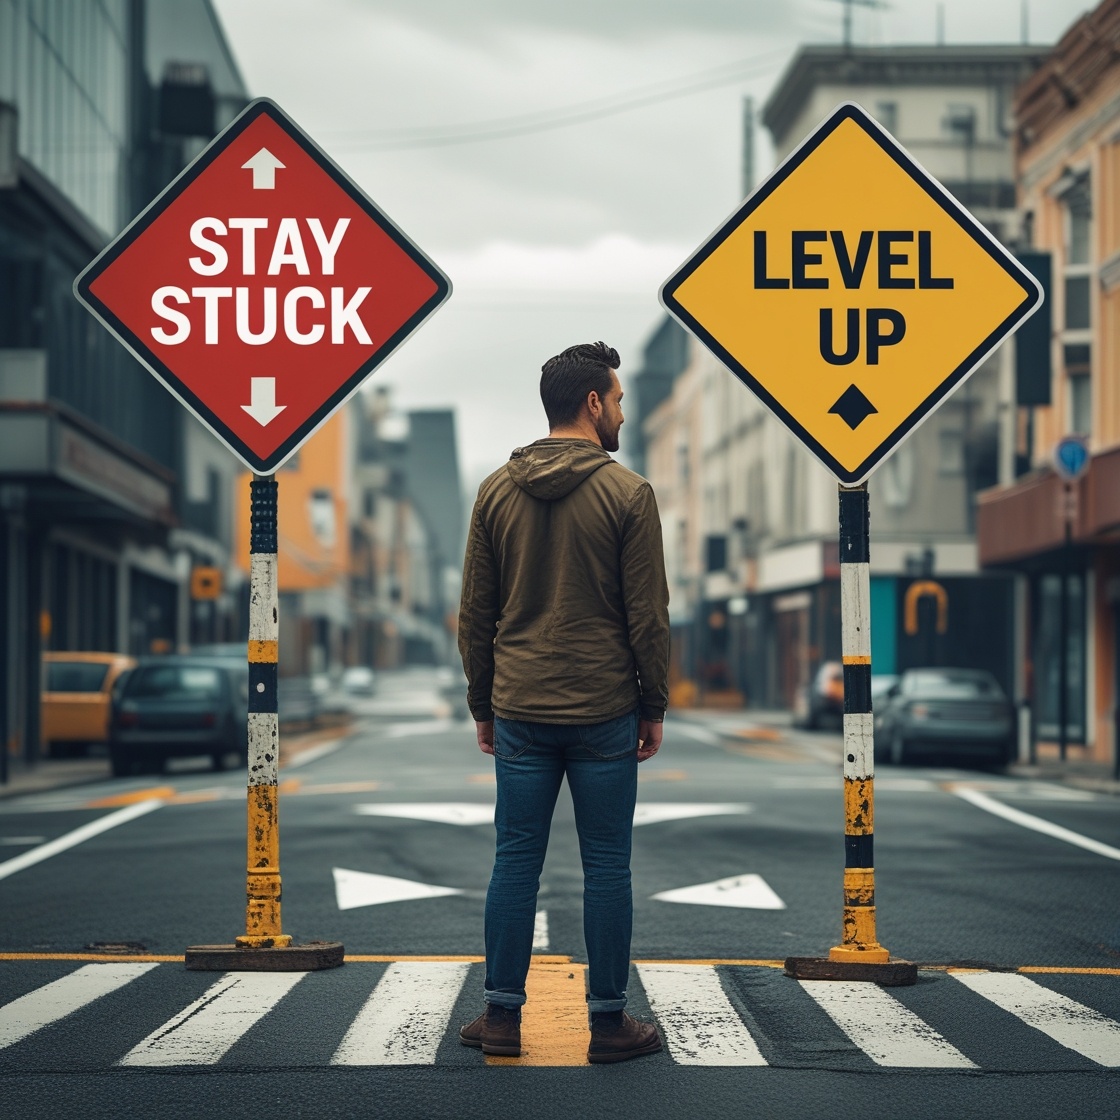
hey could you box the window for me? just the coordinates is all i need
[875,101,898,133]
[938,429,965,475]
[1061,178,1092,436]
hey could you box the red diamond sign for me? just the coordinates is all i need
[75,98,451,474]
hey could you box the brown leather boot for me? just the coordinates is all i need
[587,1011,662,1064]
[459,1004,522,1056]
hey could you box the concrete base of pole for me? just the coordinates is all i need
[185,941,345,971]
[783,956,918,986]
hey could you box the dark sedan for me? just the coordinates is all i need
[874,668,1015,768]
[108,657,249,777]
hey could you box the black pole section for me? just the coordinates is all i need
[1114,600,1120,782]
[1059,484,1071,762]
[250,477,278,554]
[24,528,45,768]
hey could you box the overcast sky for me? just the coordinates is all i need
[211,0,1093,490]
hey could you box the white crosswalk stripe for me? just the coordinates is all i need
[332,961,470,1066]
[3,962,1120,1070]
[799,980,975,1068]
[119,971,305,1067]
[953,971,1120,1067]
[0,963,158,1049]
[636,964,768,1065]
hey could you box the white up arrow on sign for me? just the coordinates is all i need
[241,147,285,189]
[241,377,286,426]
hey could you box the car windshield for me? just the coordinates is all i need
[905,671,1002,700]
[46,662,110,693]
[124,665,224,700]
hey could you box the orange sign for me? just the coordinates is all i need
[661,103,1043,484]
[191,566,223,600]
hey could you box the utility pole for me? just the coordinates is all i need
[828,0,890,49]
[741,97,755,199]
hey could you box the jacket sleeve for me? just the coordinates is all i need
[458,494,500,722]
[619,482,670,721]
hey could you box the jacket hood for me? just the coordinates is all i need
[506,438,612,500]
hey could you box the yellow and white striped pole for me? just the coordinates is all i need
[236,476,290,949]
[829,482,887,965]
[785,483,914,985]
[185,476,342,970]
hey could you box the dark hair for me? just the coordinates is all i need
[539,341,619,429]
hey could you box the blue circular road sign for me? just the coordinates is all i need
[1053,436,1090,481]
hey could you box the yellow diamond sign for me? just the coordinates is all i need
[661,102,1043,485]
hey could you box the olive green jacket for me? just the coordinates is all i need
[458,438,670,725]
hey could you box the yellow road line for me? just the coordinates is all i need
[86,787,175,808]
[0,953,185,962]
[486,960,590,1067]
[1,953,1118,977]
[632,958,785,968]
[639,769,687,782]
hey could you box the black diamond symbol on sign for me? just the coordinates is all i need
[829,385,878,430]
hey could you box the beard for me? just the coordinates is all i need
[596,414,621,453]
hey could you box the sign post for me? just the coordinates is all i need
[75,99,451,969]
[661,102,1043,983]
[1052,436,1090,763]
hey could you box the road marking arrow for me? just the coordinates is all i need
[652,873,786,910]
[633,803,750,826]
[241,377,286,426]
[241,147,285,189]
[332,867,463,911]
[355,803,494,826]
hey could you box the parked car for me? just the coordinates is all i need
[108,656,249,777]
[41,652,136,758]
[341,665,376,696]
[794,661,844,729]
[873,668,1015,767]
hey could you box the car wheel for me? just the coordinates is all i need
[109,745,133,778]
[890,732,908,766]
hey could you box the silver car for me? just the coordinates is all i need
[874,668,1014,767]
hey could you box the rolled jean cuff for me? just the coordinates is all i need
[587,996,627,1014]
[484,988,526,1009]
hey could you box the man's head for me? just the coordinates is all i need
[540,341,624,452]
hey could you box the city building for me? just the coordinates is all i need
[0,0,247,770]
[350,387,463,669]
[644,42,1048,709]
[978,0,1120,767]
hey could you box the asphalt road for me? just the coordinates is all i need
[1,669,1118,1119]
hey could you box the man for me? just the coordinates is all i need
[457,341,670,1064]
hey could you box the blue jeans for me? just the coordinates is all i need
[484,709,639,1016]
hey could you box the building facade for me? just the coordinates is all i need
[0,0,247,769]
[978,0,1120,767]
[645,43,1048,710]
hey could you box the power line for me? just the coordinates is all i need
[324,49,789,151]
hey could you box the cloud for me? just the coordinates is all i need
[437,234,692,295]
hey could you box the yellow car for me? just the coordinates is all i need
[42,652,136,758]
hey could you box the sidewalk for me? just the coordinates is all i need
[673,705,1120,796]
[0,719,353,802]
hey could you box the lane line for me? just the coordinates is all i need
[953,971,1120,1066]
[0,800,163,882]
[119,971,304,1066]
[953,788,1120,862]
[637,964,767,1065]
[283,739,343,769]
[533,910,549,950]
[670,724,722,746]
[799,980,975,1068]
[0,963,159,1049]
[332,961,469,1065]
